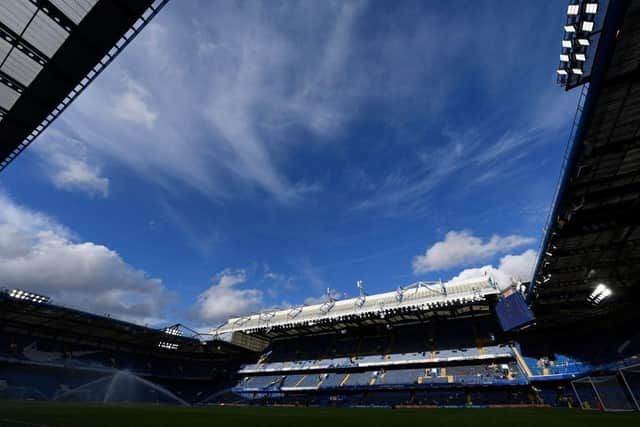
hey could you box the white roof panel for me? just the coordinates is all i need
[1,47,43,86]
[0,1,37,35]
[0,38,11,61]
[49,0,98,25]
[0,83,20,110]
[22,10,69,58]
[214,276,500,335]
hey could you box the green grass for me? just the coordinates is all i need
[0,401,637,427]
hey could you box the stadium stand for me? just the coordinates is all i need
[0,289,255,404]
[530,0,640,322]
[0,2,639,412]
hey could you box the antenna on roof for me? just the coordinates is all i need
[355,280,366,308]
[320,288,336,314]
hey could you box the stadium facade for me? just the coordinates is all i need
[1,0,640,412]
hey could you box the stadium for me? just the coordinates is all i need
[0,0,640,426]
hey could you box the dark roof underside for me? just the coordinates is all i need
[0,0,163,170]
[239,303,494,340]
[531,1,640,324]
[0,293,249,358]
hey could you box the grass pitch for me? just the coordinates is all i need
[0,402,637,427]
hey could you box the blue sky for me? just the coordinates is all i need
[0,0,578,327]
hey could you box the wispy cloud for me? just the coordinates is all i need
[110,77,158,129]
[158,196,221,256]
[355,96,575,216]
[263,264,297,297]
[44,0,566,210]
[46,1,371,205]
[298,259,332,296]
[33,130,109,198]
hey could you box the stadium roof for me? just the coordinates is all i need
[214,276,500,337]
[0,289,248,358]
[0,0,168,171]
[530,0,640,323]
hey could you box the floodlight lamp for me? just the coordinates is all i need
[8,289,50,304]
[575,53,586,61]
[560,54,570,62]
[585,3,598,14]
[562,40,572,48]
[572,67,584,75]
[164,327,183,337]
[158,341,179,350]
[588,283,612,305]
[564,24,576,33]
[577,38,590,46]
[567,4,580,15]
[582,21,594,32]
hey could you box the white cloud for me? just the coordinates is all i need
[450,249,538,290]
[499,249,537,281]
[0,192,171,324]
[33,132,109,198]
[303,295,327,306]
[262,264,297,299]
[51,159,109,198]
[195,269,263,322]
[303,288,342,306]
[412,230,534,274]
[111,78,158,129]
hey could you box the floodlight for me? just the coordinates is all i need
[560,54,570,62]
[585,3,598,14]
[575,53,586,61]
[562,40,572,48]
[577,38,590,46]
[163,326,183,337]
[588,283,612,305]
[582,21,594,32]
[567,4,580,15]
[564,24,576,33]
[8,289,50,304]
[572,67,584,75]
[158,341,179,350]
